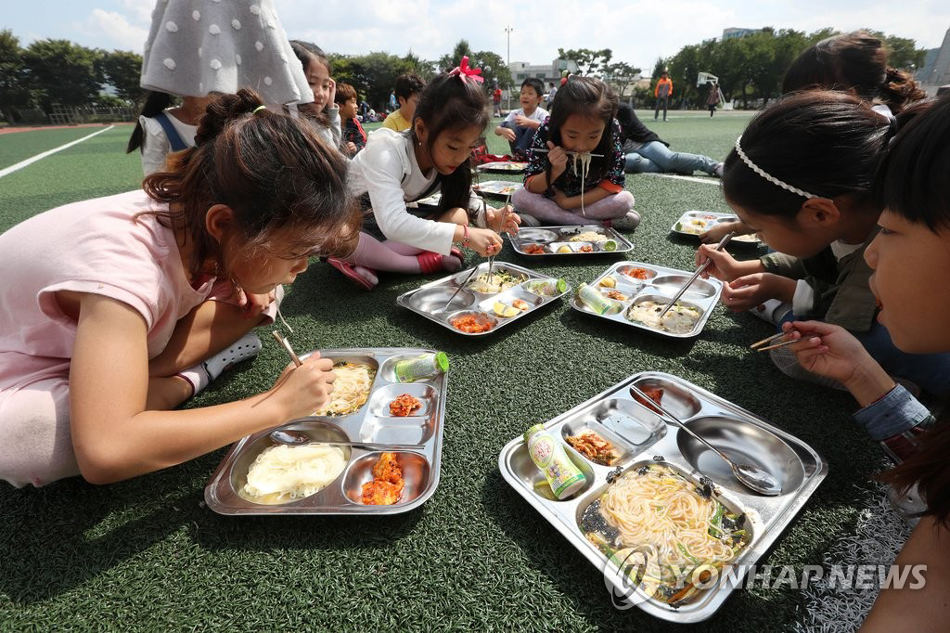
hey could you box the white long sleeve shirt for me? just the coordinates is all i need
[348,128,480,255]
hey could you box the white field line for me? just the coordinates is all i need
[637,172,722,186]
[0,125,115,179]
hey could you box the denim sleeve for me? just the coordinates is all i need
[853,384,934,441]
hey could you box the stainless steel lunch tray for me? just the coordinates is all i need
[570,261,724,338]
[498,371,827,623]
[671,210,761,246]
[509,225,633,257]
[397,261,569,337]
[413,193,442,209]
[476,161,528,174]
[472,180,522,200]
[204,347,448,515]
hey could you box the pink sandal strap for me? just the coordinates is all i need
[327,257,376,290]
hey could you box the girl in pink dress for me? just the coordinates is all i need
[0,90,361,488]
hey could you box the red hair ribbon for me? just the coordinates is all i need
[448,56,483,84]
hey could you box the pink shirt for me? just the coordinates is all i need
[0,190,216,393]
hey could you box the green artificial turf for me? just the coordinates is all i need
[0,114,884,632]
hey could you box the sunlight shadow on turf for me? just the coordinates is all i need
[0,473,206,603]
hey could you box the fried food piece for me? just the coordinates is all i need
[389,394,422,417]
[524,243,546,255]
[451,314,494,333]
[605,290,627,301]
[372,452,403,484]
[361,479,404,505]
[566,431,619,465]
[361,452,405,505]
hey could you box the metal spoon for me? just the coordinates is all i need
[629,385,782,496]
[269,429,423,452]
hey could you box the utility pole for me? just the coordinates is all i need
[504,26,513,111]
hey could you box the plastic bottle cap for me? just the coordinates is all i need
[523,423,546,442]
[434,351,449,373]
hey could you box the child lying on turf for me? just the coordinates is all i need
[0,90,360,487]
[697,90,950,401]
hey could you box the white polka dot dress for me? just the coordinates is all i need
[140,0,312,105]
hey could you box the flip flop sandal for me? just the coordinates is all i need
[327,257,377,290]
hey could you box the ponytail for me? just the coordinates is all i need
[878,66,927,115]
[782,31,926,115]
[126,91,174,154]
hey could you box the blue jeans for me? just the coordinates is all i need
[777,312,950,398]
[654,96,669,120]
[501,121,538,158]
[624,141,719,176]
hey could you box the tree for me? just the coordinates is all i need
[0,29,31,121]
[437,40,512,91]
[557,48,613,77]
[402,50,436,81]
[333,52,406,111]
[603,61,641,99]
[23,39,102,111]
[98,50,143,105]
[437,39,473,73]
[879,33,927,71]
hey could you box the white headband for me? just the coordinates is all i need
[734,136,818,199]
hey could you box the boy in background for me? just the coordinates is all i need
[335,82,366,156]
[494,78,549,160]
[381,74,425,132]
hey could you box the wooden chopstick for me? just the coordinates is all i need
[750,331,786,349]
[755,338,800,352]
[271,330,303,367]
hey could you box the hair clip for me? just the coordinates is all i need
[252,105,267,115]
[447,56,484,85]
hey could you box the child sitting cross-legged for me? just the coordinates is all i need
[328,58,520,290]
[512,76,639,230]
[494,78,549,160]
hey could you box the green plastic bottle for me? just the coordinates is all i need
[524,424,587,499]
[393,352,449,382]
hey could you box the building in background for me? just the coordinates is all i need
[917,26,950,95]
[722,27,761,40]
[508,58,579,86]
